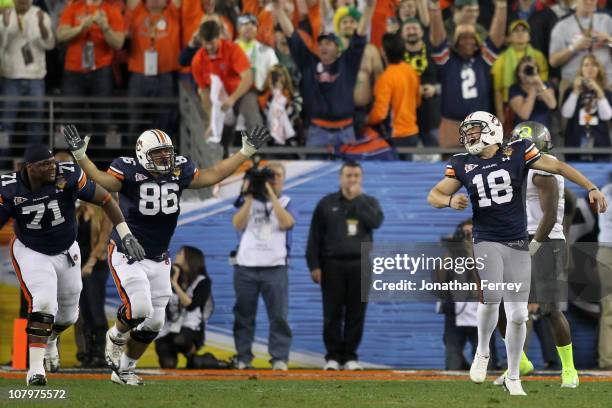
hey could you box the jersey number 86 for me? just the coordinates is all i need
[139,183,179,215]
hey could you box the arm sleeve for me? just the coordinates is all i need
[185,279,211,311]
[58,3,74,27]
[523,139,542,167]
[191,50,211,90]
[548,21,564,56]
[345,34,367,70]
[597,92,612,121]
[348,195,384,230]
[287,30,312,69]
[368,72,391,125]
[178,157,199,189]
[34,12,55,50]
[430,39,450,66]
[305,200,324,270]
[76,168,97,202]
[480,37,500,67]
[560,91,579,119]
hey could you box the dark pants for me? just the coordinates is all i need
[128,72,177,138]
[321,258,366,363]
[77,260,109,362]
[443,314,478,370]
[233,265,292,364]
[155,328,202,369]
[62,67,113,143]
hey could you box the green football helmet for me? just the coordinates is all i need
[510,121,553,153]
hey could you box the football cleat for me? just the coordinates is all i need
[343,360,364,371]
[493,371,506,386]
[561,369,579,388]
[323,360,340,371]
[26,372,47,386]
[44,341,60,373]
[469,352,489,384]
[272,361,288,371]
[503,377,527,396]
[111,370,144,386]
[105,329,127,371]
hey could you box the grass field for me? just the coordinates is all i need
[1,373,612,408]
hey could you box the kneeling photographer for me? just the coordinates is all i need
[231,161,295,370]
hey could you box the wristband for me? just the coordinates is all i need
[116,222,131,239]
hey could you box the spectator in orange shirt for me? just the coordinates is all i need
[57,0,124,139]
[368,33,420,160]
[125,0,181,136]
[191,21,262,154]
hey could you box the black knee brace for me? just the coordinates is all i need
[130,330,159,344]
[117,305,145,329]
[26,312,54,338]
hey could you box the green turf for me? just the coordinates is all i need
[1,379,611,408]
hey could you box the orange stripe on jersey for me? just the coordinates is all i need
[524,146,540,162]
[107,168,125,181]
[193,168,200,180]
[10,237,32,314]
[78,171,87,190]
[108,242,132,320]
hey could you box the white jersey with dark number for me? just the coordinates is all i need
[526,159,565,240]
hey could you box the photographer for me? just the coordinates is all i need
[232,161,295,370]
[561,54,611,162]
[155,246,214,369]
[508,55,556,129]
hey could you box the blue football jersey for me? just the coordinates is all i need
[0,162,97,255]
[107,156,198,258]
[445,139,541,242]
[431,38,500,121]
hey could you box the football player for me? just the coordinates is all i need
[0,144,144,386]
[63,125,270,385]
[490,122,578,388]
[427,111,607,395]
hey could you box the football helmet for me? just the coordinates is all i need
[459,111,504,155]
[511,121,553,153]
[135,129,175,174]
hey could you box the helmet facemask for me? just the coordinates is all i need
[146,146,175,175]
[459,120,490,155]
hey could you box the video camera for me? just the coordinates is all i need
[244,157,275,201]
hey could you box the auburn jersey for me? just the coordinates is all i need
[0,162,97,255]
[445,139,541,242]
[107,156,199,258]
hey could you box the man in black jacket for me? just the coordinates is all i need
[306,161,383,371]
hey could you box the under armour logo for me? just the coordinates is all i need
[502,157,511,162]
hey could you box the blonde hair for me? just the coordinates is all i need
[577,54,608,89]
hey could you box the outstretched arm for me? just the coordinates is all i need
[428,0,446,47]
[357,0,376,37]
[531,155,608,213]
[488,0,508,49]
[63,125,123,192]
[189,126,272,189]
[273,0,295,37]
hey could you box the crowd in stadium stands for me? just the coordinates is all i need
[0,0,610,162]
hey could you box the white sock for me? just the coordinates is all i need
[505,321,527,380]
[119,353,137,372]
[29,346,46,373]
[110,324,128,341]
[476,303,500,357]
[48,332,59,344]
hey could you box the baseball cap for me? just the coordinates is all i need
[317,31,340,44]
[508,19,530,34]
[23,144,53,165]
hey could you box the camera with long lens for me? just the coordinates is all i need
[244,158,275,201]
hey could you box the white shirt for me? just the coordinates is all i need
[236,39,279,91]
[526,160,565,240]
[599,183,612,247]
[0,6,55,79]
[236,195,293,267]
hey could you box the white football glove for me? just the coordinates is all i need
[63,124,91,161]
